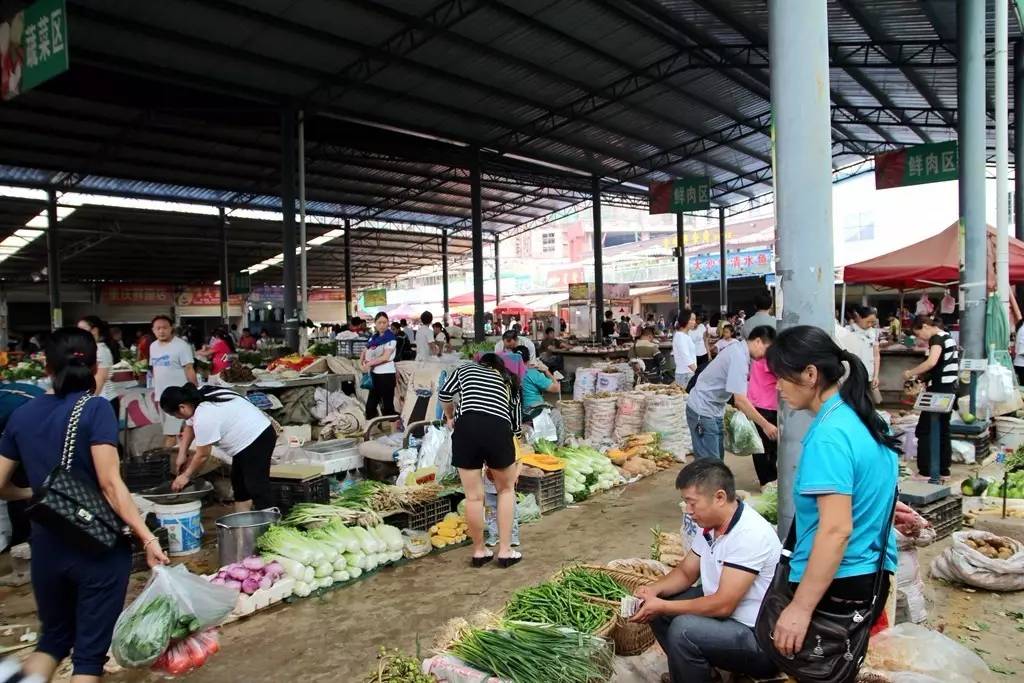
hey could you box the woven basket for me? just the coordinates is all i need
[555,565,657,656]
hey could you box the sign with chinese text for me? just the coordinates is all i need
[567,282,630,301]
[177,286,222,307]
[649,177,711,214]
[875,141,958,190]
[228,272,251,296]
[662,229,734,250]
[688,247,774,283]
[308,288,346,302]
[1,0,69,101]
[101,284,174,306]
[363,288,387,308]
[568,282,591,301]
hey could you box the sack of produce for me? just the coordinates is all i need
[640,390,687,458]
[895,540,928,624]
[606,557,672,580]
[596,370,623,393]
[573,368,600,401]
[558,400,585,436]
[112,564,237,667]
[583,393,617,443]
[862,623,989,683]
[612,392,647,441]
[929,530,1024,591]
[723,407,765,456]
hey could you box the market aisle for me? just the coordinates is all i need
[107,456,761,682]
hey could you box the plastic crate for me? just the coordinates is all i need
[122,450,173,492]
[516,470,566,514]
[390,496,453,531]
[269,474,331,514]
[131,526,170,573]
[912,495,962,540]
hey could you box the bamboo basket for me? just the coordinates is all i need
[554,565,657,656]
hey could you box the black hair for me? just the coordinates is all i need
[152,314,173,326]
[640,326,655,338]
[212,327,237,353]
[513,344,531,362]
[477,352,521,400]
[721,323,735,336]
[851,304,877,320]
[46,328,98,397]
[230,324,238,331]
[160,383,238,415]
[745,325,776,343]
[675,458,736,502]
[604,310,613,319]
[374,311,388,322]
[502,330,518,341]
[545,327,555,335]
[390,321,402,330]
[420,311,433,325]
[78,315,116,353]
[400,319,408,326]
[911,314,943,331]
[766,325,899,450]
[675,308,694,329]
[242,327,251,334]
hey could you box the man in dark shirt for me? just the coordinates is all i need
[601,310,616,340]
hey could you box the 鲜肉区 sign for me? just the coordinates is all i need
[101,284,174,306]
[363,288,387,308]
[688,247,774,283]
[875,141,958,190]
[649,177,711,214]
[1,0,69,101]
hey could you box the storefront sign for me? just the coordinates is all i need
[176,286,222,307]
[567,282,630,301]
[251,285,284,303]
[102,284,174,306]
[568,282,591,301]
[649,177,711,214]
[363,288,387,308]
[875,140,958,190]
[688,247,774,283]
[228,272,251,296]
[308,288,346,302]
[1,0,69,101]
[662,229,733,249]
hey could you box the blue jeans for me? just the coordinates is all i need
[650,588,778,683]
[686,405,724,460]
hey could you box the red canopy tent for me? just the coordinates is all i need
[843,222,1024,289]
[493,296,534,321]
[448,292,496,305]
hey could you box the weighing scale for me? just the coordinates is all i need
[913,390,956,485]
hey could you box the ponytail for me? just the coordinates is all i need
[766,325,899,451]
[46,328,98,397]
[477,352,520,400]
[159,382,237,415]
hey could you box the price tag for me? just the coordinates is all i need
[914,392,956,413]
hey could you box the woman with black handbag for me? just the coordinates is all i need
[757,325,898,683]
[0,328,168,681]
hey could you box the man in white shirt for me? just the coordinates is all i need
[631,460,781,683]
[672,311,697,387]
[495,330,536,361]
[149,315,197,447]
[415,311,435,361]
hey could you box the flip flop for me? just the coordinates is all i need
[471,551,494,568]
[497,550,523,568]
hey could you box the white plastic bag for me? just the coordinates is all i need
[724,409,764,456]
[0,501,10,551]
[530,410,558,444]
[863,623,989,683]
[929,530,1024,591]
[949,439,975,465]
[418,425,453,479]
[112,564,238,667]
[985,363,1014,403]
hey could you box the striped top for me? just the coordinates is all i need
[927,332,959,389]
[438,361,522,436]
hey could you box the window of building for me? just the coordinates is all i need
[842,210,875,242]
[541,232,556,253]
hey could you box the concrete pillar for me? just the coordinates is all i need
[996,0,1010,316]
[718,207,728,315]
[219,207,229,325]
[46,188,61,329]
[471,148,485,341]
[676,212,686,316]
[959,0,987,360]
[592,176,604,339]
[441,230,450,322]
[769,0,835,537]
[494,235,501,304]
[1015,39,1024,304]
[343,219,352,321]
[280,108,299,350]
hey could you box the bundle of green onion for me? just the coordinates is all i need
[558,567,630,601]
[449,621,614,683]
[282,502,381,528]
[503,582,614,634]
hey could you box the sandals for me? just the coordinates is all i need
[471,551,494,568]
[497,550,523,568]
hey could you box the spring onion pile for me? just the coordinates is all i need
[558,567,629,601]
[282,502,382,528]
[448,621,614,683]
[332,481,445,513]
[503,582,614,634]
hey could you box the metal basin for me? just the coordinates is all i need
[138,479,214,505]
[215,508,280,568]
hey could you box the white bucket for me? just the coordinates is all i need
[995,416,1024,450]
[153,501,203,556]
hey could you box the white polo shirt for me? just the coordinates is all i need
[690,501,782,628]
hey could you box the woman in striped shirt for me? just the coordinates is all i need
[904,315,960,479]
[439,353,523,568]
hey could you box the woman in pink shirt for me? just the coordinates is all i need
[747,357,778,486]
[199,327,236,375]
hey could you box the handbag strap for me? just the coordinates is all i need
[868,484,900,604]
[59,394,93,472]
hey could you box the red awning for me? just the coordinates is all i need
[448,292,497,305]
[843,222,1024,289]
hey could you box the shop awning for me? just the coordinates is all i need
[448,292,496,306]
[523,292,568,311]
[843,222,1024,289]
[494,296,534,316]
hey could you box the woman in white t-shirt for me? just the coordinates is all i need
[689,315,710,368]
[848,305,882,403]
[162,384,275,512]
[360,312,398,419]
[77,315,119,403]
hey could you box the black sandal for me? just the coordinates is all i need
[497,551,523,568]
[471,552,494,568]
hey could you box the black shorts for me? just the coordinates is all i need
[452,412,516,470]
[230,425,276,508]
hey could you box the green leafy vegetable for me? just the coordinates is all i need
[112,595,180,667]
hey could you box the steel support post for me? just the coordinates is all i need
[592,176,604,340]
[676,212,686,317]
[219,207,229,324]
[298,109,309,351]
[471,148,485,341]
[46,188,61,329]
[996,0,1010,316]
[280,108,299,350]
[343,219,353,321]
[1015,40,1024,304]
[718,207,728,315]
[494,235,501,305]
[442,230,450,322]
[959,0,987,360]
[769,0,835,539]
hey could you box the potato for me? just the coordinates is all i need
[965,539,978,548]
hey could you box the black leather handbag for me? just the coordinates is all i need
[754,490,897,683]
[27,394,126,553]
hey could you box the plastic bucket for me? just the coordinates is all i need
[153,500,203,556]
[215,508,280,568]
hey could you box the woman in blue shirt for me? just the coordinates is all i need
[514,345,560,409]
[765,325,897,662]
[0,328,168,681]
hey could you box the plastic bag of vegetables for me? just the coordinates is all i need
[112,565,237,667]
[723,407,764,456]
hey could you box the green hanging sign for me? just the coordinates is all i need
[1,0,69,101]
[875,140,958,190]
[649,177,711,214]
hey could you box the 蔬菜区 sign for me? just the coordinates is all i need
[649,177,711,214]
[1,0,69,101]
[875,141,958,190]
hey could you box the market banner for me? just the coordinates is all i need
[649,177,711,214]
[875,140,958,190]
[1,0,69,101]
[661,228,733,249]
[102,284,174,306]
[363,288,387,308]
[688,247,773,283]
[308,288,346,302]
[568,282,591,301]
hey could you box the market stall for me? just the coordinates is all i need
[549,345,631,381]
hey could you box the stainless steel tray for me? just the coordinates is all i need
[137,479,214,505]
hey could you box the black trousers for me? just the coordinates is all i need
[752,407,778,486]
[365,371,397,419]
[915,410,951,477]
